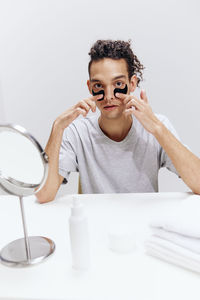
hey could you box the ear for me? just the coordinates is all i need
[87,80,92,95]
[129,75,138,93]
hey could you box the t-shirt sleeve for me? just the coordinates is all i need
[158,115,181,176]
[58,127,79,182]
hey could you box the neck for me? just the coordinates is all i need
[98,115,133,142]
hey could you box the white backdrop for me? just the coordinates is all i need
[0,0,199,195]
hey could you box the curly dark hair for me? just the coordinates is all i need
[88,39,144,86]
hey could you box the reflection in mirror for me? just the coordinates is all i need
[0,130,44,185]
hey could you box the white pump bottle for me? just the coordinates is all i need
[69,196,90,270]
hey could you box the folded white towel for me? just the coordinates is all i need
[151,227,200,254]
[145,235,200,274]
[150,195,200,238]
[145,194,200,273]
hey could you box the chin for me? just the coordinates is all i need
[102,111,123,120]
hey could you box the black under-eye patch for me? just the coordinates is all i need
[114,84,128,96]
[92,84,128,102]
[92,89,105,101]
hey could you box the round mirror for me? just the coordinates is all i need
[0,124,55,267]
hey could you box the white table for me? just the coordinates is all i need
[0,192,200,300]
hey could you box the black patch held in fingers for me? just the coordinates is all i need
[92,90,105,101]
[114,84,128,97]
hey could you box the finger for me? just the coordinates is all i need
[124,107,135,116]
[78,100,91,113]
[91,94,104,102]
[126,98,143,110]
[140,89,148,103]
[124,107,143,119]
[84,98,96,112]
[132,108,141,119]
[115,93,130,101]
[125,98,136,109]
[76,107,88,117]
[133,98,143,110]
[116,93,133,104]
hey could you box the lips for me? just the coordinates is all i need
[103,105,118,111]
[104,105,116,108]
[104,104,119,108]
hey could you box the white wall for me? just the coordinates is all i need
[0,82,6,122]
[0,0,200,194]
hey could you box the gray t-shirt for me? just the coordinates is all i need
[59,114,179,194]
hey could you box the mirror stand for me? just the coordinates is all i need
[0,196,55,267]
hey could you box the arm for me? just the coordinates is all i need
[154,123,200,194]
[36,96,98,203]
[118,90,200,194]
[36,121,65,203]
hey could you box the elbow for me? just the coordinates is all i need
[192,189,200,196]
[36,191,55,204]
[190,183,200,195]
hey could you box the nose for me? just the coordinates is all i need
[104,86,115,102]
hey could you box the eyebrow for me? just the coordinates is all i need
[90,75,126,83]
[90,79,100,83]
[112,75,126,80]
